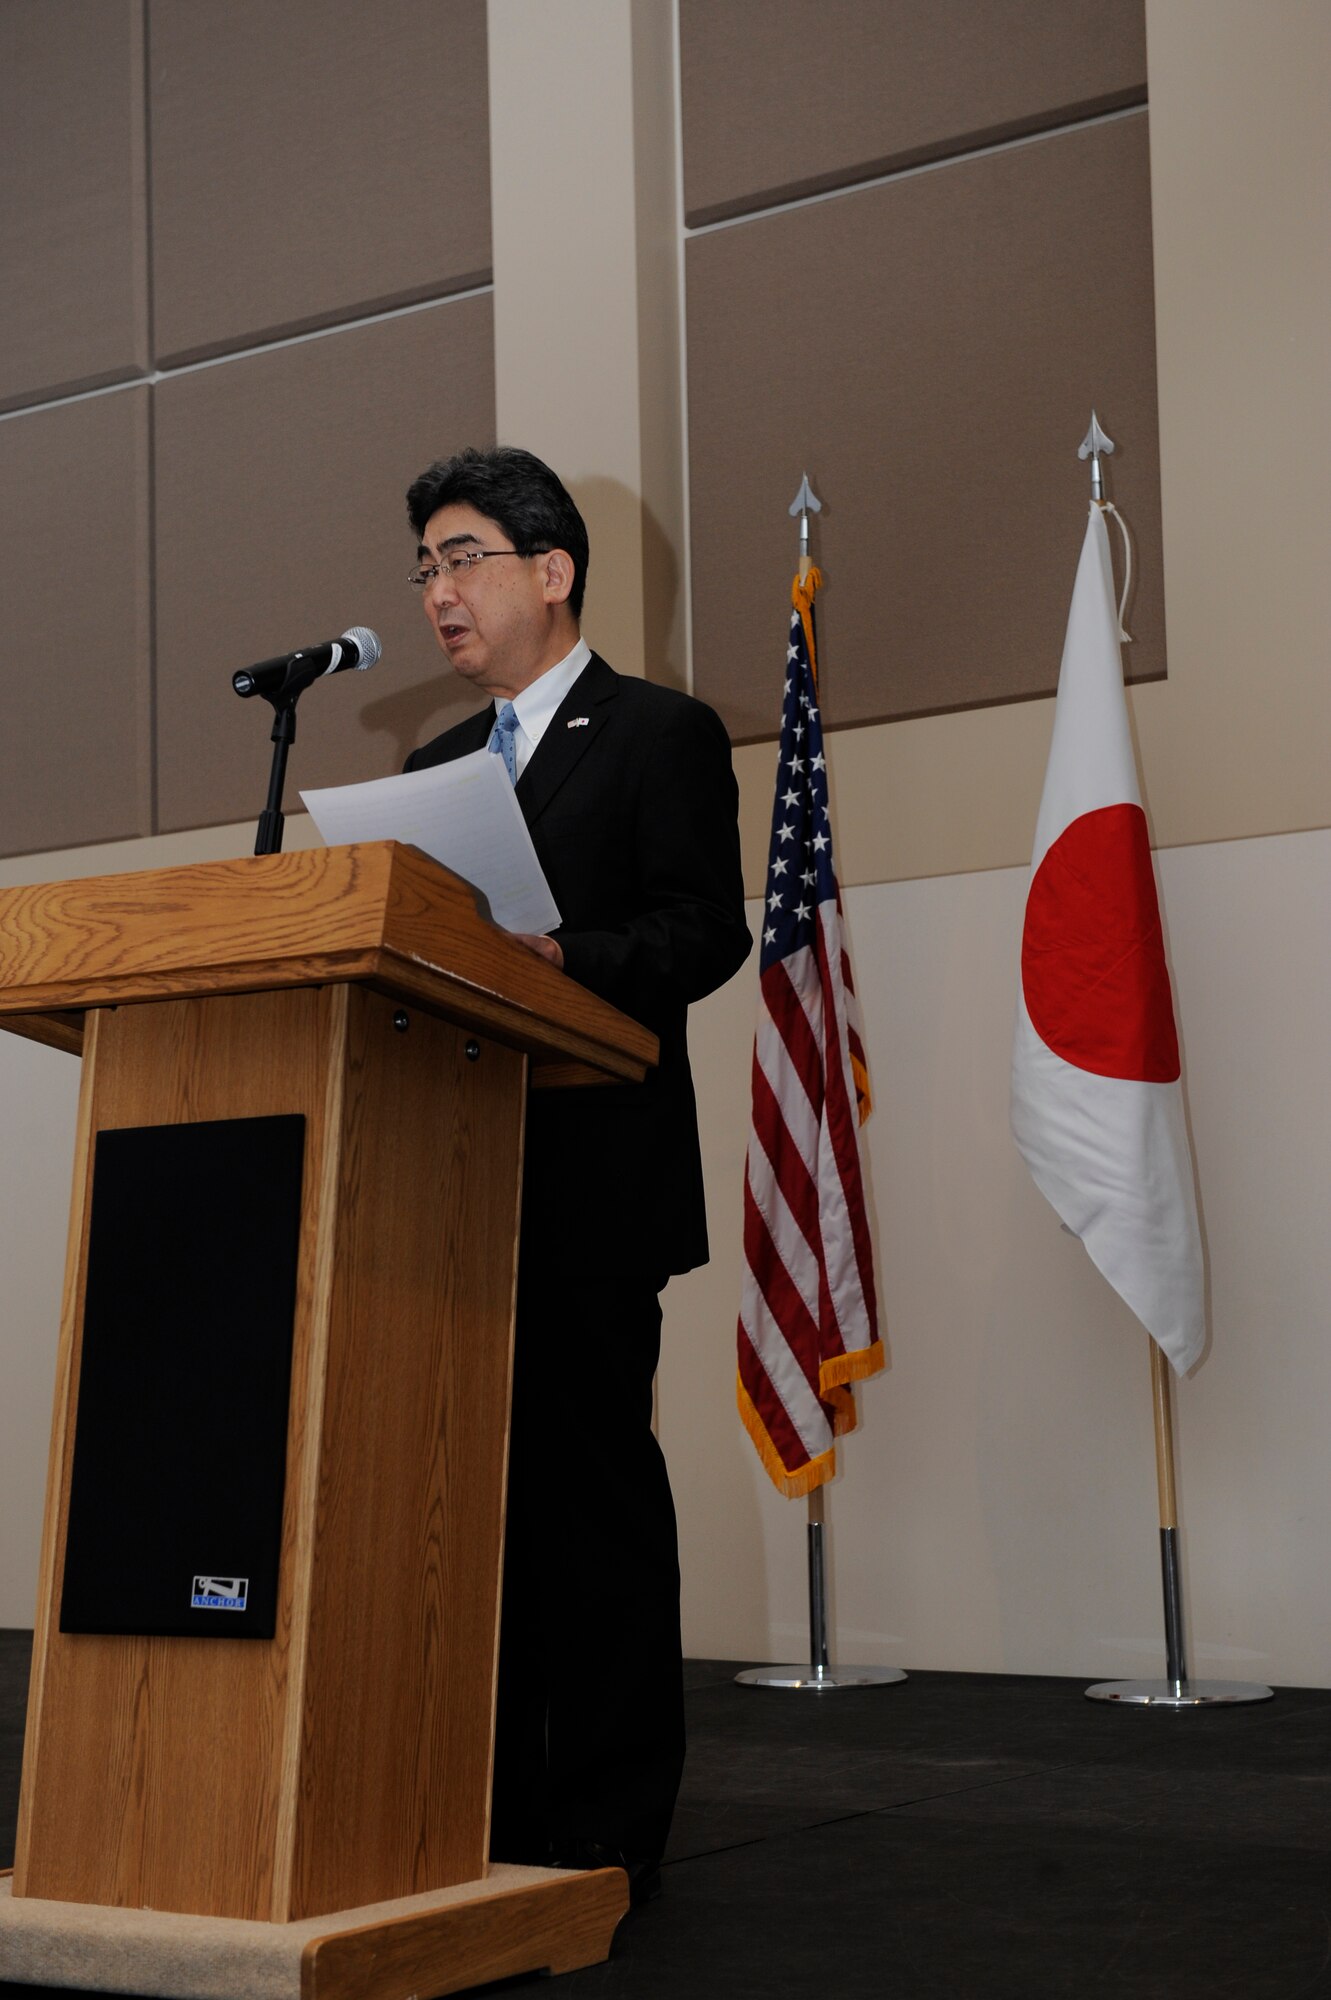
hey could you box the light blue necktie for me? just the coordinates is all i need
[489,700,519,785]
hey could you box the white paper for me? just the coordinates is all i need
[300,751,561,935]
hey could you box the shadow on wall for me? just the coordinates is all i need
[356,674,469,774]
[565,475,686,696]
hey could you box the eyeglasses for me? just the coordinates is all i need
[407,547,542,591]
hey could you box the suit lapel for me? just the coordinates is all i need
[515,655,619,826]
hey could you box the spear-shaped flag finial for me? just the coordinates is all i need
[788,473,823,571]
[1078,412,1116,502]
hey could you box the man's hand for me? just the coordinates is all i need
[512,932,564,970]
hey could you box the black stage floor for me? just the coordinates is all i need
[3,1633,1330,1998]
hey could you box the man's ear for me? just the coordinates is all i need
[540,548,575,607]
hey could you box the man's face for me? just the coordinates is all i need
[417,502,557,700]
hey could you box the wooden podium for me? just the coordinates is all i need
[0,842,657,1998]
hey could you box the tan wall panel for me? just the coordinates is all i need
[149,0,491,366]
[153,298,495,833]
[688,113,1163,745]
[1141,0,1331,854]
[0,391,153,855]
[680,0,1145,225]
[0,0,148,412]
[721,0,1331,898]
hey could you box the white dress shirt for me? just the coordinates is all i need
[503,638,592,779]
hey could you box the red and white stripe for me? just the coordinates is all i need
[739,903,881,1494]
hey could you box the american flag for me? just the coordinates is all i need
[737,568,882,1497]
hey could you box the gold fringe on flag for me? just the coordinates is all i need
[820,1342,886,1397]
[791,565,823,691]
[736,563,882,1496]
[850,1051,873,1124]
[736,1372,839,1499]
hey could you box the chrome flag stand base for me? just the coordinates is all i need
[736,1504,906,1692]
[1085,1352,1273,1711]
[736,1661,906,1691]
[1086,1676,1272,1708]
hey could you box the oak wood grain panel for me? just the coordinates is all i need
[375,841,657,1076]
[0,1013,626,1085]
[13,1011,103,1891]
[8,959,606,1924]
[0,1013,85,1056]
[0,947,369,1017]
[302,1870,627,1999]
[680,0,1146,225]
[0,846,657,1081]
[0,1867,623,1996]
[289,988,525,1916]
[527,1061,618,1093]
[0,955,652,1083]
[15,990,340,1918]
[271,987,352,1915]
[0,846,393,986]
[368,957,654,1081]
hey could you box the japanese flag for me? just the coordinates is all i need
[1011,504,1205,1374]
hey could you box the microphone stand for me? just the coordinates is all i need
[234,631,379,852]
[252,697,299,857]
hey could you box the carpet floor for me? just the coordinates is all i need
[3,1634,1329,1998]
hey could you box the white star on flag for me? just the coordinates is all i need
[738,559,880,1496]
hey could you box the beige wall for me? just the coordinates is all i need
[667,830,1331,1684]
[665,0,1331,1680]
[486,0,687,689]
[4,1,1331,1696]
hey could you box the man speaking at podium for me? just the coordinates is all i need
[402,447,751,1901]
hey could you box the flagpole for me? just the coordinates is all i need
[1149,1340,1187,1685]
[735,1474,905,1689]
[736,474,904,1695]
[1085,1336,1271,1707]
[805,1482,830,1676]
[1051,416,1270,1710]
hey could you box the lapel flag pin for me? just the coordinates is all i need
[567,716,590,728]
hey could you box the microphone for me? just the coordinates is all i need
[233,626,381,701]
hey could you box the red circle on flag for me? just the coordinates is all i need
[1022,803,1180,1082]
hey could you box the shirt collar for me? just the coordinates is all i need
[507,637,592,756]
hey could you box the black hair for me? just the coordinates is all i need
[406,445,589,619]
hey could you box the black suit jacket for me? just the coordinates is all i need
[406,654,752,1279]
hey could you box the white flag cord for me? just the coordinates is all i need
[1098,499,1133,643]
